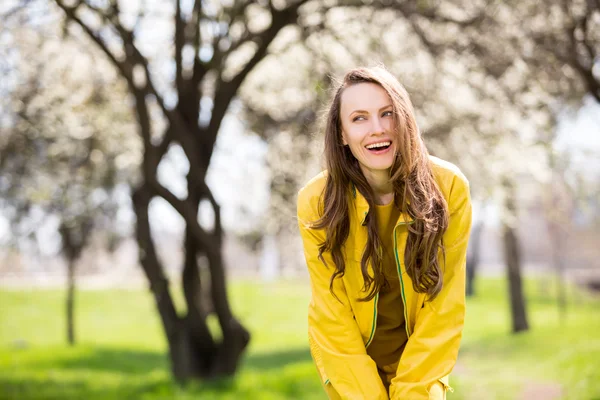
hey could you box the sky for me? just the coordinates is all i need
[555,96,600,174]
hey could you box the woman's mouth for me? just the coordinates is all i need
[365,141,392,154]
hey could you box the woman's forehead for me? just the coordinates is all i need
[340,83,392,115]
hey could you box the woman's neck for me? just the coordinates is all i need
[361,167,394,205]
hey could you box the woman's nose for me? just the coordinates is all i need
[370,117,385,135]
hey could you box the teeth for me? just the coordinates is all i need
[366,141,391,149]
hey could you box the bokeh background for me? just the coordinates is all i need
[1,1,599,399]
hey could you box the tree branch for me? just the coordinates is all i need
[54,1,132,84]
[156,126,175,160]
[206,1,309,153]
[149,179,219,255]
[60,1,185,129]
[190,0,206,88]
[565,8,600,102]
[175,0,185,93]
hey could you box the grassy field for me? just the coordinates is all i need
[0,278,599,400]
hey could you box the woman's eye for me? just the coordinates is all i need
[382,111,393,117]
[353,115,366,122]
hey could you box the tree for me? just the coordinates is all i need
[466,217,484,297]
[518,0,600,103]
[500,178,530,333]
[0,23,137,344]
[3,0,323,380]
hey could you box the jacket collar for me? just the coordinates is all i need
[351,182,414,226]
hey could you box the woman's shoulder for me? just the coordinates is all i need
[429,156,468,182]
[296,170,329,221]
[429,156,470,205]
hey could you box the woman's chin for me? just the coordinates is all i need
[359,162,394,173]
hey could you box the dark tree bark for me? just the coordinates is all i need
[59,220,91,346]
[502,179,529,333]
[132,186,188,378]
[466,219,484,297]
[66,258,76,346]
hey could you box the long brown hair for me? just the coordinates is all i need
[313,66,449,301]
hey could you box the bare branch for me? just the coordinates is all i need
[190,0,206,87]
[58,1,174,119]
[407,5,485,27]
[149,178,219,255]
[175,0,185,93]
[156,126,175,160]
[320,0,486,27]
[224,0,254,20]
[207,1,309,150]
[54,1,131,83]
[221,15,266,67]
[53,0,195,160]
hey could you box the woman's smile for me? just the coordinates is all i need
[365,140,393,154]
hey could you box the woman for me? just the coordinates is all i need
[296,66,472,400]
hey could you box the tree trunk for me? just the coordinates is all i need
[132,183,249,381]
[503,224,529,332]
[466,219,484,297]
[186,174,250,377]
[59,221,89,347]
[205,245,250,376]
[133,185,219,381]
[132,186,190,380]
[547,166,569,324]
[66,257,76,346]
[180,177,218,377]
[502,179,529,333]
[550,224,567,323]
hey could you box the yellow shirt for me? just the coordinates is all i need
[366,201,408,391]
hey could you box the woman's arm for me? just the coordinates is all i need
[297,188,388,400]
[389,173,472,400]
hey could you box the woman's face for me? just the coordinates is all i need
[339,82,396,174]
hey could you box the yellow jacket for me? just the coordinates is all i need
[297,156,472,400]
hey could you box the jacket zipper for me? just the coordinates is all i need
[365,292,379,348]
[362,208,379,348]
[394,222,412,338]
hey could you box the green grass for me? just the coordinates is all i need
[0,278,599,400]
[453,279,600,400]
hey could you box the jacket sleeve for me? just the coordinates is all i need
[297,190,388,400]
[389,173,472,400]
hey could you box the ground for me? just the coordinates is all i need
[0,278,599,399]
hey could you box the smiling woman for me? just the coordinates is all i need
[341,83,396,181]
[296,66,472,400]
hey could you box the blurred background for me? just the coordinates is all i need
[1,0,599,399]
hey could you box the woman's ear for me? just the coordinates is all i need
[341,130,348,146]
